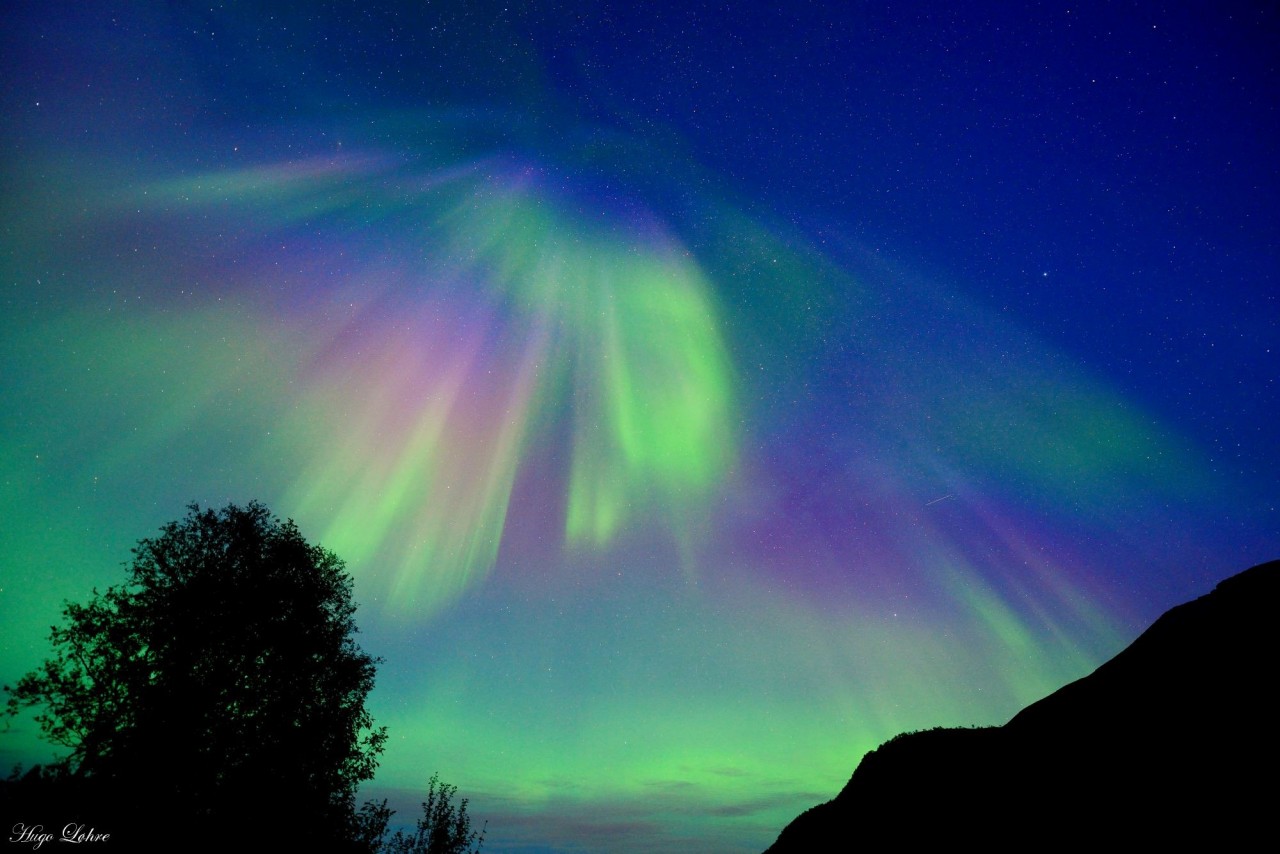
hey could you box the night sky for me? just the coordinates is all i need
[2,2,1276,851]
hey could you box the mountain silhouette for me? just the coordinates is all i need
[765,560,1279,850]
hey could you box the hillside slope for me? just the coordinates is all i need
[766,560,1279,850]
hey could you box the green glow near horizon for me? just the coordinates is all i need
[364,560,1111,849]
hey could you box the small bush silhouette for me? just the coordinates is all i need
[361,773,486,854]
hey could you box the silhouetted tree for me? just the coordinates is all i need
[360,773,486,854]
[4,502,386,845]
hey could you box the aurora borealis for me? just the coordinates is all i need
[2,3,1276,851]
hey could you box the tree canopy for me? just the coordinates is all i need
[361,773,486,854]
[4,502,387,844]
